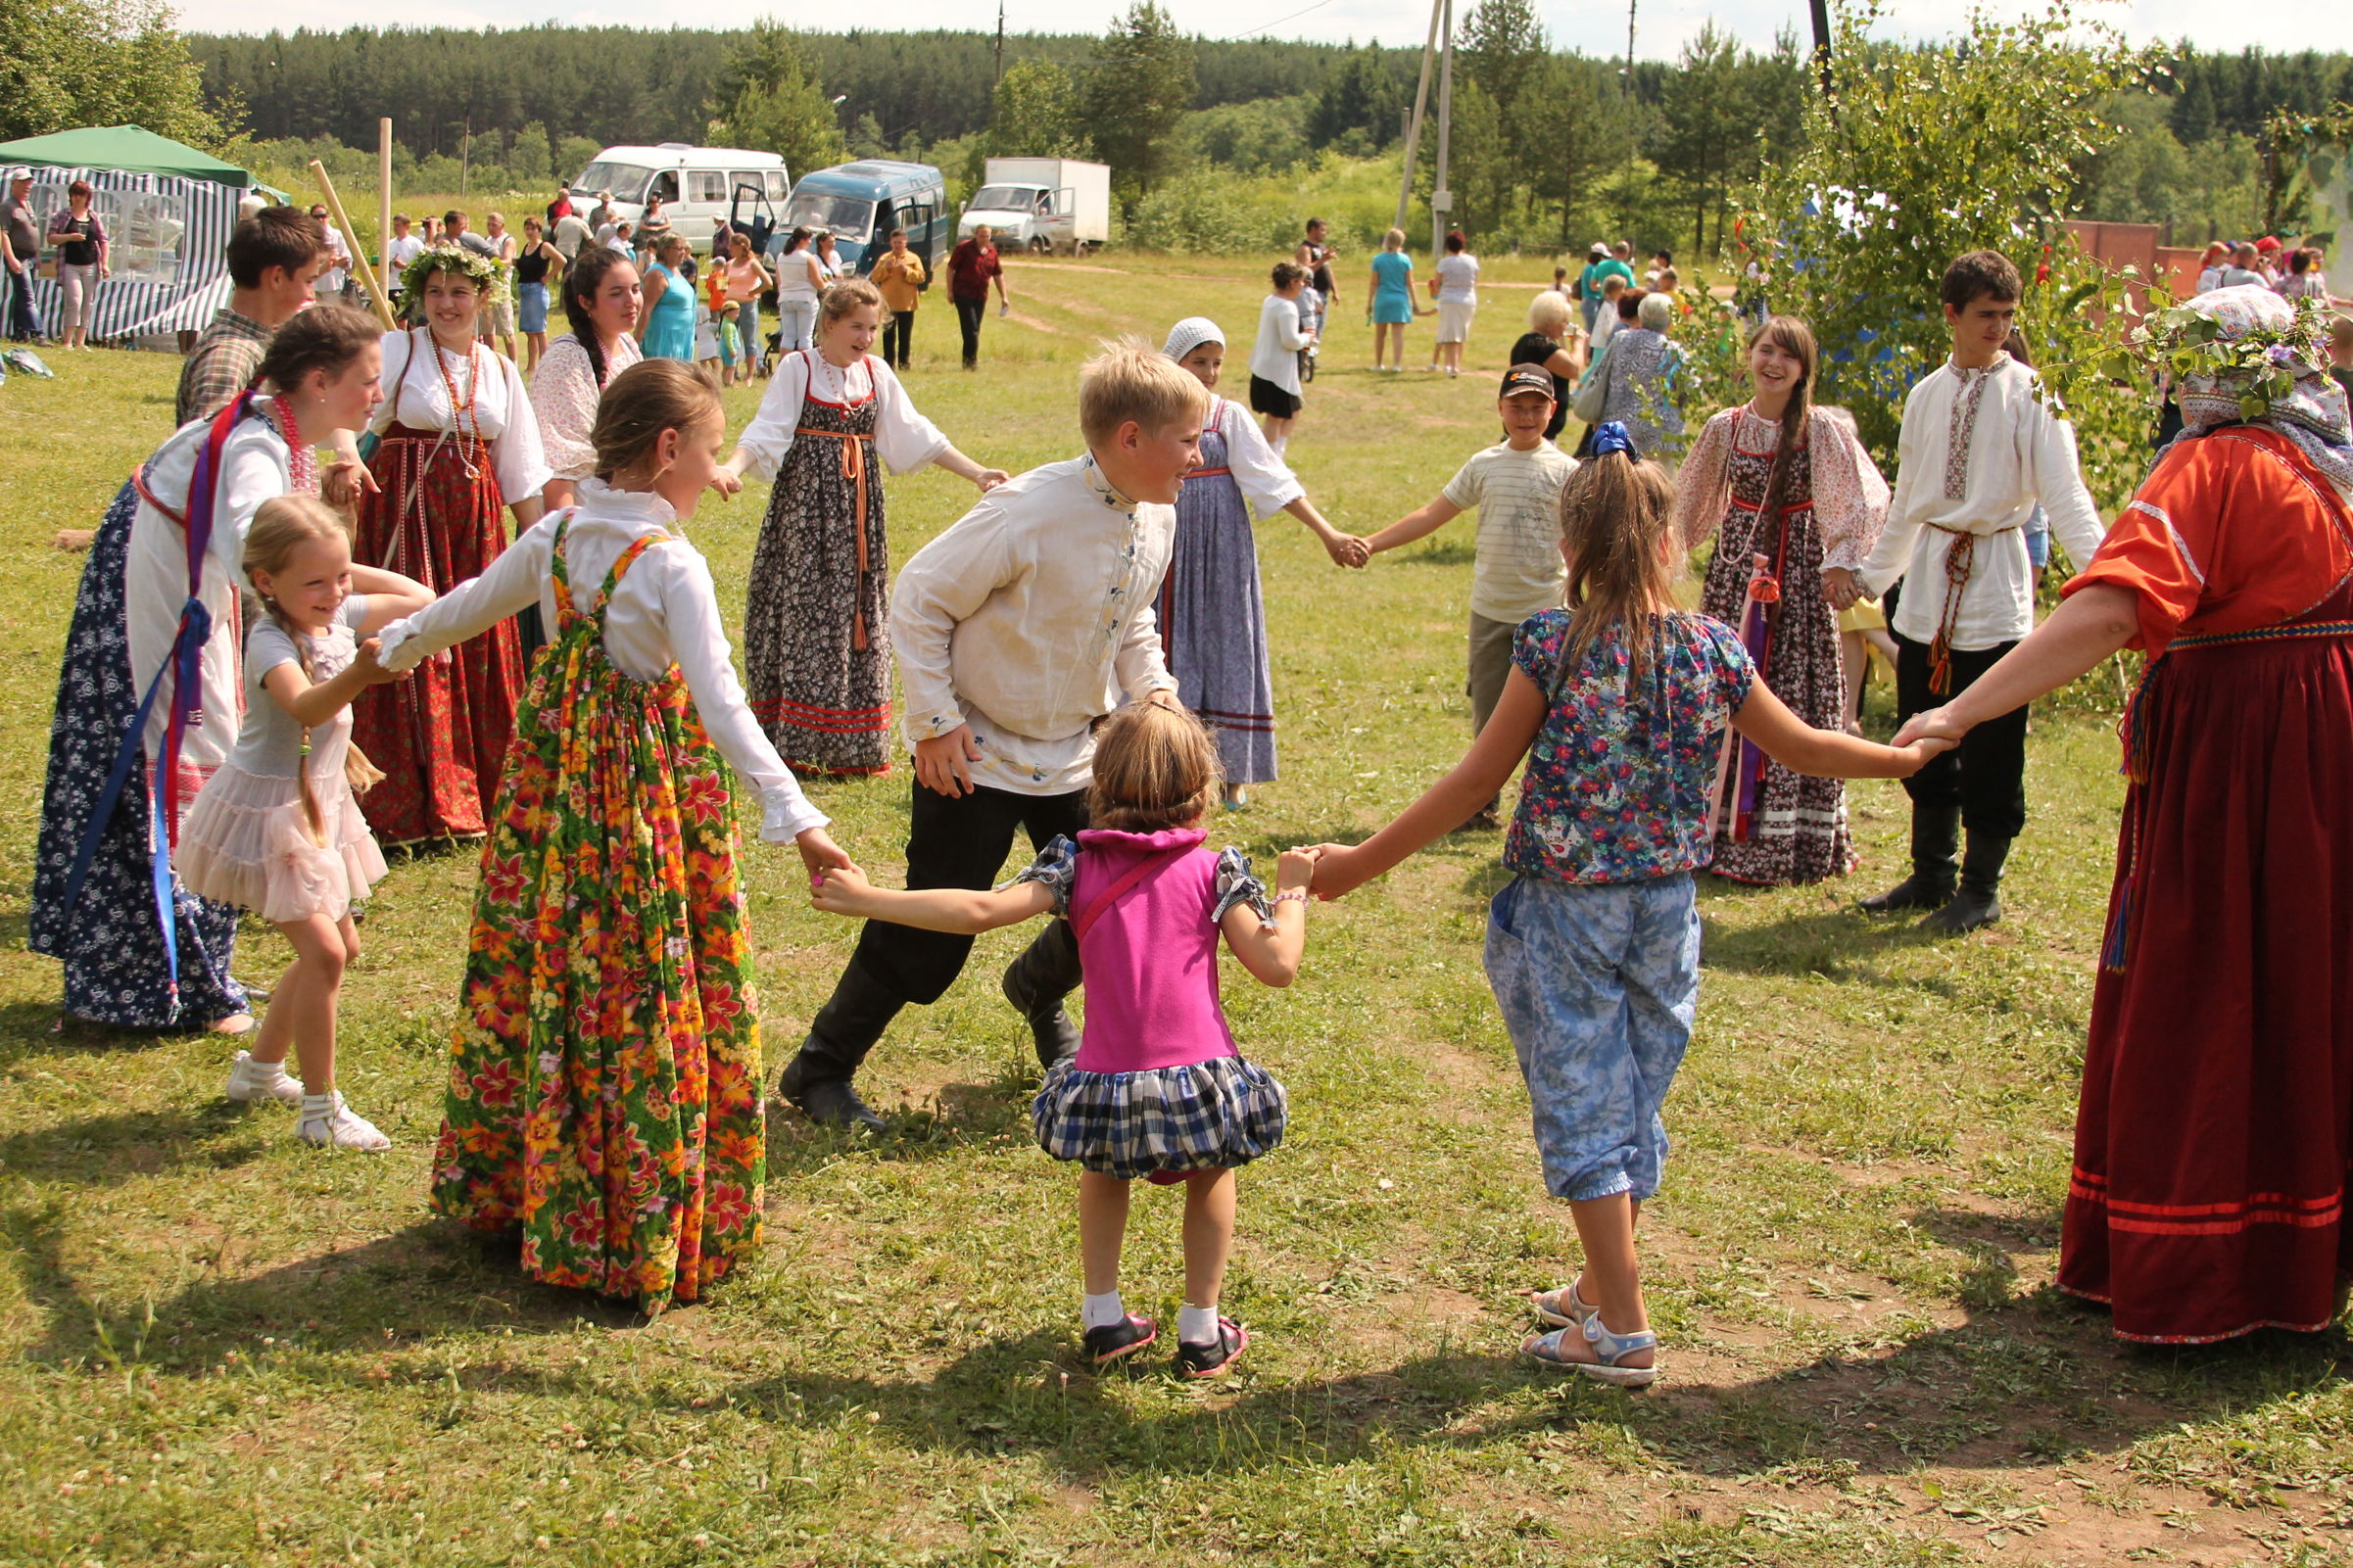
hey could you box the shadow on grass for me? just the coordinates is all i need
[762,1059,1038,1179]
[0,1101,263,1185]
[1697,902,1966,981]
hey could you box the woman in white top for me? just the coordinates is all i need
[1247,261,1316,456]
[351,244,552,845]
[1428,229,1479,375]
[532,246,643,511]
[30,308,403,1034]
[774,227,827,353]
[719,277,1009,774]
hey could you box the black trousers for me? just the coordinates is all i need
[850,781,1089,1005]
[954,295,986,366]
[1892,629,2030,839]
[881,309,915,369]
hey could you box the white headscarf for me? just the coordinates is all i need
[1162,316,1224,361]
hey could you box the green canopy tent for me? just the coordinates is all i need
[0,124,253,187]
[0,125,259,340]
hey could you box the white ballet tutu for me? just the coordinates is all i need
[177,763,387,925]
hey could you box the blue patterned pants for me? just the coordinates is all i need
[1483,874,1700,1203]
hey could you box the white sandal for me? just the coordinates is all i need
[294,1092,390,1152]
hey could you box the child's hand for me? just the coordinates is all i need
[1306,843,1369,899]
[1274,845,1322,891]
[1892,706,1967,750]
[1889,737,1954,776]
[972,467,1011,493]
[1324,534,1371,569]
[350,638,405,685]
[707,467,744,499]
[794,827,856,879]
[808,865,873,914]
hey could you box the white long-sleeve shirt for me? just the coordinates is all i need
[373,481,826,842]
[370,328,553,505]
[1858,356,2106,649]
[1248,294,1308,398]
[891,455,1179,796]
[1206,397,1305,518]
[733,349,949,481]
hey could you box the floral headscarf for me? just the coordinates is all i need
[2160,285,2353,496]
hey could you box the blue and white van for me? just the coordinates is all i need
[783,162,950,277]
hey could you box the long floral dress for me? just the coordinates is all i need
[427,521,765,1311]
[1675,404,1889,884]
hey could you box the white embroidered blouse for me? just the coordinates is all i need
[734,349,950,480]
[368,328,553,504]
[529,332,643,482]
[1673,404,1892,572]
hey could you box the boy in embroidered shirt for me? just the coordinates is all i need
[777,338,1205,1132]
[1361,366,1575,827]
[1842,249,2106,933]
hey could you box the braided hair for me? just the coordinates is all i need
[560,244,638,391]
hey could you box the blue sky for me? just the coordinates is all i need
[173,0,2351,58]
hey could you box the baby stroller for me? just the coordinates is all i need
[1297,284,1324,384]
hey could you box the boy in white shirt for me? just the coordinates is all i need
[1843,250,2105,933]
[779,340,1205,1132]
[1362,366,1575,828]
[1249,261,1315,455]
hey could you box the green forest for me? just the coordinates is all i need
[11,0,2353,259]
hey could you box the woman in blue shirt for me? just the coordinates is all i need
[1366,227,1425,372]
[636,234,697,363]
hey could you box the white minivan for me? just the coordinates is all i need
[566,145,790,255]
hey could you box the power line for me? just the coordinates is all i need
[1221,0,1332,41]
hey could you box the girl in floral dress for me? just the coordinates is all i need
[353,245,551,845]
[375,359,853,1309]
[1673,316,1891,884]
[1312,427,1934,1386]
[721,279,1006,775]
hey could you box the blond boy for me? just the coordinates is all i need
[780,340,1208,1130]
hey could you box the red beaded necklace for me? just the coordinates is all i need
[269,393,319,494]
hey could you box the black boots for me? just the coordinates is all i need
[1921,831,2010,935]
[1859,805,1960,914]
[1001,921,1082,1071]
[778,962,901,1133]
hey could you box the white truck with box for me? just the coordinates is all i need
[957,158,1111,255]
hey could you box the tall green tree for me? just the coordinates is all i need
[1081,3,1198,198]
[1,0,227,147]
[1306,44,1410,154]
[984,59,1089,159]
[704,24,846,178]
[1656,24,1747,255]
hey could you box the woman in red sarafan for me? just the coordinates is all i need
[1898,284,2353,1344]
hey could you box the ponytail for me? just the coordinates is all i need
[1555,441,1681,687]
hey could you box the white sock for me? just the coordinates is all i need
[1081,1291,1126,1330]
[1177,1304,1219,1345]
[300,1092,336,1118]
[1271,437,1288,457]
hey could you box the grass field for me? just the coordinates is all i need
[0,255,2346,1568]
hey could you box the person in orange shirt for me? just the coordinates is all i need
[870,227,926,371]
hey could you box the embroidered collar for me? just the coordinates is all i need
[577,477,684,533]
[1941,353,2011,502]
[1081,455,1140,514]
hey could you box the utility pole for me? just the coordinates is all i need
[994,0,1006,85]
[1393,0,1443,233]
[1431,0,1453,257]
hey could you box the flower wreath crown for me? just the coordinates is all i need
[2118,293,2332,422]
[399,243,510,308]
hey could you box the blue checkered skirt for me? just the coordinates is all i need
[1032,1054,1288,1180]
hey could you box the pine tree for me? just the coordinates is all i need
[705,24,847,180]
[1080,3,1197,199]
[984,60,1089,159]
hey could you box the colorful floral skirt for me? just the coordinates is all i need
[351,424,522,843]
[428,543,765,1311]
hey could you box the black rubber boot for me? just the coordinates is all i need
[1001,920,1082,1071]
[778,962,900,1133]
[1859,804,1961,914]
[1921,831,2010,936]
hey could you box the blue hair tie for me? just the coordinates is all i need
[1588,421,1637,458]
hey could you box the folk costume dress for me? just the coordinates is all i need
[2053,287,2353,1344]
[1676,404,1890,884]
[1161,397,1304,785]
[29,393,309,1027]
[353,327,552,844]
[377,480,827,1310]
[736,348,950,774]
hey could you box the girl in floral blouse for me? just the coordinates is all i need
[1311,424,1940,1386]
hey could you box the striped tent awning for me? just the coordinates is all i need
[18,166,240,340]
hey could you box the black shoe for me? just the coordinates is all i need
[1921,831,2010,936]
[778,1052,887,1133]
[1081,1312,1157,1365]
[1001,924,1082,1071]
[1859,804,1960,913]
[1175,1317,1249,1378]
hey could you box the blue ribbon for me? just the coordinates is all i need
[1589,420,1637,458]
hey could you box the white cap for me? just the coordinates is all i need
[2,167,31,183]
[1163,315,1225,360]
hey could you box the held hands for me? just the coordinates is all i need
[1892,707,1970,753]
[807,863,873,916]
[321,458,381,508]
[793,827,857,879]
[1321,533,1372,569]
[914,724,983,797]
[350,638,406,686]
[1820,567,1863,612]
[1274,845,1323,892]
[1305,843,1370,900]
[708,466,744,499]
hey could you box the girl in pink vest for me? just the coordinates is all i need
[812,702,1316,1377]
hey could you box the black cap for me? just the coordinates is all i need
[1501,366,1557,400]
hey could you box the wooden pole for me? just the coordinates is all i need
[1393,0,1443,232]
[377,118,393,303]
[311,160,395,330]
[1432,0,1454,258]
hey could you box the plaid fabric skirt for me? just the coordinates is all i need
[1032,1053,1287,1181]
